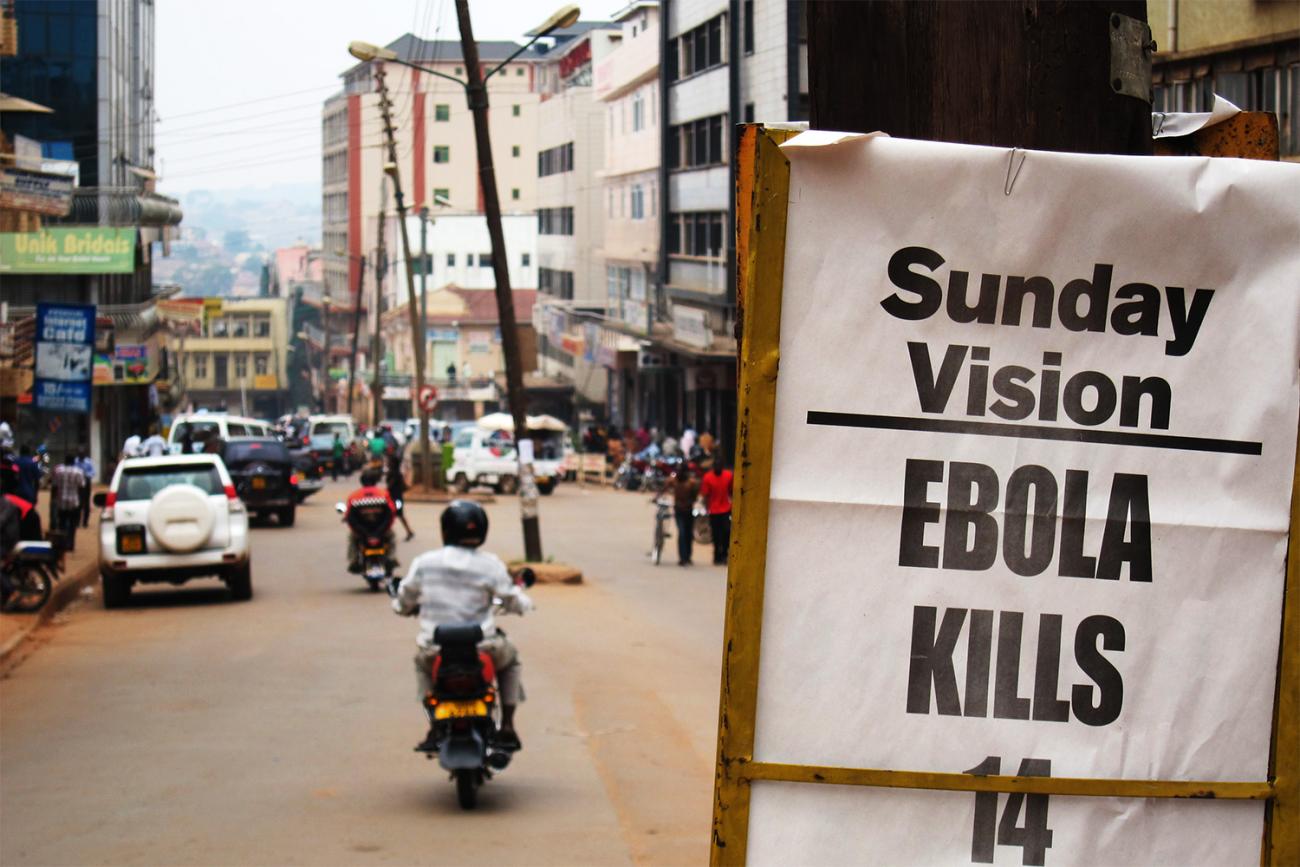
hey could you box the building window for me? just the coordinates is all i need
[537,141,574,177]
[231,318,249,338]
[522,253,531,267]
[630,184,645,220]
[234,353,249,380]
[511,188,521,200]
[435,103,450,121]
[433,187,450,202]
[743,0,754,54]
[669,114,727,169]
[512,104,521,117]
[632,91,645,131]
[669,211,726,258]
[192,353,208,379]
[673,13,725,80]
[539,267,575,300]
[254,354,270,376]
[515,66,524,76]
[537,207,574,235]
[253,316,270,337]
[479,252,493,268]
[512,145,521,157]
[447,253,456,267]
[455,66,463,75]
[433,145,450,163]
[210,318,228,338]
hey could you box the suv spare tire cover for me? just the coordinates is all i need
[147,484,217,553]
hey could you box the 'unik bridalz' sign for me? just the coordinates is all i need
[744,134,1300,865]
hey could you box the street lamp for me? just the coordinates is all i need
[348,4,577,560]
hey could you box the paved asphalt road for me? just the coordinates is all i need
[1,479,726,865]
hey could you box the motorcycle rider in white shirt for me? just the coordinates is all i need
[393,500,533,752]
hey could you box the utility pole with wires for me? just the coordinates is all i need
[454,0,543,560]
[371,183,387,429]
[372,62,434,490]
[347,254,367,416]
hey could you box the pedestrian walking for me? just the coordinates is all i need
[121,431,143,460]
[680,427,696,459]
[76,450,95,528]
[387,449,414,541]
[668,466,700,566]
[697,430,715,457]
[141,426,167,457]
[50,454,85,551]
[331,432,344,481]
[698,459,734,565]
[15,445,41,503]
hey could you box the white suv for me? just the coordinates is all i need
[95,454,252,607]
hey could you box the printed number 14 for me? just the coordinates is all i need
[964,756,1053,866]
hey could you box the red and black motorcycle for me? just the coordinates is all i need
[335,496,397,592]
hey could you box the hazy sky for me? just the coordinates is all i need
[155,0,626,195]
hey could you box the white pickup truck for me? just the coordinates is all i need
[447,424,563,495]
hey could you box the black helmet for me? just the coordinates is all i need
[441,499,489,548]
[360,468,382,486]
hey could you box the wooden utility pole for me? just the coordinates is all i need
[347,255,366,416]
[371,185,387,429]
[806,1,1153,156]
[372,62,435,489]
[455,0,544,561]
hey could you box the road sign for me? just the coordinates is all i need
[712,126,1300,865]
[418,384,438,413]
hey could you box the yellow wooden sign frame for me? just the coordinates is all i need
[711,123,1300,865]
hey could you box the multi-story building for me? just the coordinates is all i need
[0,0,182,476]
[531,22,621,415]
[1149,0,1299,159]
[381,287,537,421]
[594,2,665,431]
[653,0,807,454]
[172,298,291,419]
[322,36,545,421]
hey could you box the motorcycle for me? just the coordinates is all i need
[393,568,536,810]
[335,498,398,592]
[1,540,58,613]
[614,456,647,491]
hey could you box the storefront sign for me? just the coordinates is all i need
[0,166,73,216]
[253,374,279,390]
[93,342,154,385]
[718,131,1300,864]
[34,303,95,412]
[0,228,136,274]
[672,304,711,349]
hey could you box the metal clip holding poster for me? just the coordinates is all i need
[1004,147,1027,196]
[712,124,1300,866]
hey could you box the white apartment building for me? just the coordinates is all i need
[532,23,620,408]
[654,0,807,452]
[392,212,537,297]
[597,2,661,337]
[322,36,545,418]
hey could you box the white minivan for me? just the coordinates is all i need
[168,413,273,454]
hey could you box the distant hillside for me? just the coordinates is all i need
[175,183,320,251]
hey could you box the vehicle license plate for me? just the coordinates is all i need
[363,548,385,557]
[120,532,144,554]
[434,700,488,720]
[252,477,266,490]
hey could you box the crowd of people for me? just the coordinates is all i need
[0,420,95,556]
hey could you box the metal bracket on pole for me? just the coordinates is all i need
[1109,13,1155,103]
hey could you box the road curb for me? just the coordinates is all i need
[0,555,99,665]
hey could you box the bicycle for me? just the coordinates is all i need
[1,541,59,613]
[649,496,673,565]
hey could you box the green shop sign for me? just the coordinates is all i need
[0,227,137,274]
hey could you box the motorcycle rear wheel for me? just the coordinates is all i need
[2,563,53,613]
[455,769,479,809]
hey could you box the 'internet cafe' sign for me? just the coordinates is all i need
[0,227,137,274]
[736,134,1300,864]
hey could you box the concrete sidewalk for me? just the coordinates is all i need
[0,488,102,664]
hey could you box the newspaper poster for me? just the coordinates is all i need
[746,134,1300,865]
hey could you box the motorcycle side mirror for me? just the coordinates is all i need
[517,567,536,588]
[334,502,346,514]
[92,492,108,507]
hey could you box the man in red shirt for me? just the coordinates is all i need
[697,459,734,565]
[344,469,398,573]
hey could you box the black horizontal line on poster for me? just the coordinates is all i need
[805,411,1263,456]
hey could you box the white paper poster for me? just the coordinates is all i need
[748,134,1300,865]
